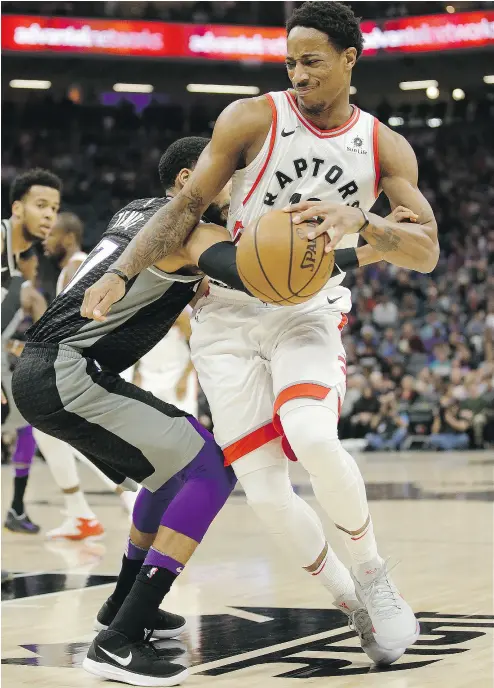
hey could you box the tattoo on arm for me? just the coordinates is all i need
[366,225,401,253]
[115,187,205,279]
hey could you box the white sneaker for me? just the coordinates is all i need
[46,516,105,541]
[351,561,420,651]
[333,597,405,665]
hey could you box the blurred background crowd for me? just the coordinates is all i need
[2,0,493,453]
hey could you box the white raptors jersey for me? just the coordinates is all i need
[227,90,380,292]
[56,251,87,296]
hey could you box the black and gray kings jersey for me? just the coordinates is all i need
[27,197,202,373]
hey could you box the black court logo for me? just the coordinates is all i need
[3,607,492,678]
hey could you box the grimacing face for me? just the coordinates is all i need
[285,27,356,116]
[12,185,60,241]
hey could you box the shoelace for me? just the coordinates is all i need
[348,608,372,639]
[136,631,160,660]
[359,561,402,620]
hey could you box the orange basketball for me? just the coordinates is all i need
[236,209,334,306]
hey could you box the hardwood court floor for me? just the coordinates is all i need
[2,450,493,687]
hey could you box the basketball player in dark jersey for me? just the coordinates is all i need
[13,138,238,686]
[2,168,61,535]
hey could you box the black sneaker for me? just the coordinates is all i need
[83,629,188,687]
[4,509,40,534]
[94,599,187,639]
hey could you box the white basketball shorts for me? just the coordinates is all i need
[190,283,351,472]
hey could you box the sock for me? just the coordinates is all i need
[109,537,149,609]
[336,514,380,568]
[110,564,177,641]
[11,475,28,515]
[63,489,96,520]
[11,426,36,513]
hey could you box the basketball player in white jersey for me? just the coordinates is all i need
[37,212,135,540]
[136,307,198,417]
[83,1,439,660]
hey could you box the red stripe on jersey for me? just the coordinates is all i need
[242,94,278,207]
[285,91,360,139]
[373,117,380,198]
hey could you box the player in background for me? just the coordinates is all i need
[82,1,439,659]
[136,307,198,418]
[2,168,61,534]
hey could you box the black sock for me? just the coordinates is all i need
[109,565,177,642]
[108,555,145,609]
[11,476,28,515]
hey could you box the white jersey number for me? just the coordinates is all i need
[62,238,118,294]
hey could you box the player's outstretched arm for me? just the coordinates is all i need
[81,97,270,320]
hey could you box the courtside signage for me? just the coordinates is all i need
[2,11,493,61]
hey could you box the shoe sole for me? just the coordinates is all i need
[46,532,105,541]
[93,619,188,639]
[4,526,40,535]
[374,620,420,651]
[83,657,188,686]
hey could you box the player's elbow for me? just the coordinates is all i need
[417,226,439,274]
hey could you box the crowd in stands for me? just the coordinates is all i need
[3,1,493,24]
[2,93,493,451]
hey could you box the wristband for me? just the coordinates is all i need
[357,208,370,233]
[106,268,129,284]
[332,248,358,275]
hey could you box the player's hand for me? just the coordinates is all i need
[391,205,418,223]
[284,201,369,253]
[1,389,7,405]
[81,273,126,321]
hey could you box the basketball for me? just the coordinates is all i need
[236,209,335,306]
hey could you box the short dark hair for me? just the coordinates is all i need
[286,1,364,60]
[158,137,210,190]
[10,167,62,206]
[57,212,84,245]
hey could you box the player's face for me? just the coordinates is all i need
[212,180,231,225]
[43,222,67,260]
[286,27,356,115]
[14,185,60,242]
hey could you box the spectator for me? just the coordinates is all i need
[365,393,409,451]
[372,293,399,329]
[349,386,380,439]
[429,396,470,451]
[460,382,493,448]
[430,344,452,379]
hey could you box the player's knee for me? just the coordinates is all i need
[239,466,293,515]
[280,399,342,476]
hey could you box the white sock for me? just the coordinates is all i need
[63,489,96,520]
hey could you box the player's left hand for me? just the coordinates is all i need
[81,272,126,321]
[284,201,369,253]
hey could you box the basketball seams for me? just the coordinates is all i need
[254,216,298,305]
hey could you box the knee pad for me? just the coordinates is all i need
[279,393,348,477]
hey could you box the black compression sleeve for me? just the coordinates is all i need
[197,243,359,294]
[197,241,250,293]
[331,248,359,275]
